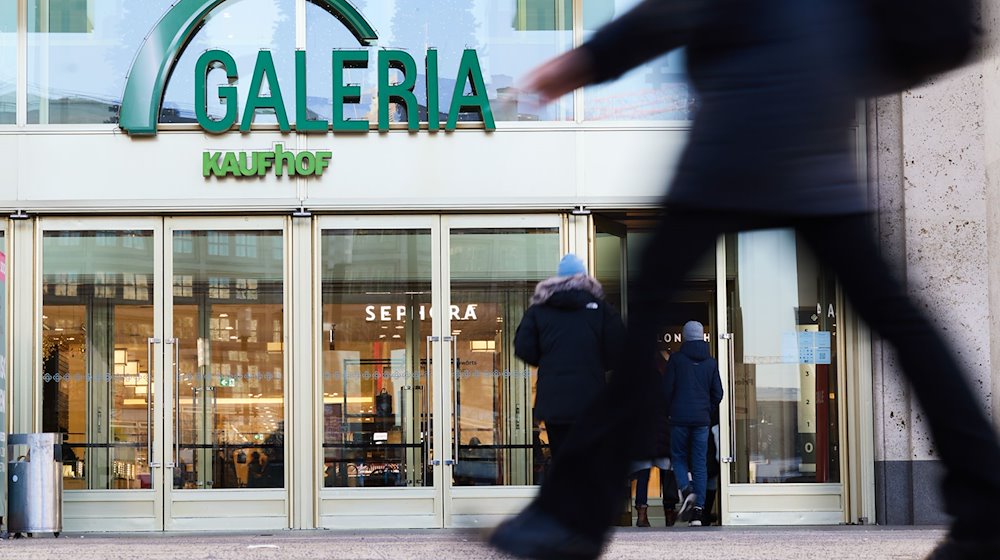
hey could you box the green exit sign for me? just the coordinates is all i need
[219,377,236,387]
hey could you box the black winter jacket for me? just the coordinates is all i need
[663,340,723,427]
[515,274,626,424]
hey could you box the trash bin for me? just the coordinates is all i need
[7,433,62,537]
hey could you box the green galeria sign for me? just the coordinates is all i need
[196,48,495,134]
[119,0,496,136]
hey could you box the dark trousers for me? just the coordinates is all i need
[535,207,1000,540]
[672,425,709,508]
[632,467,678,508]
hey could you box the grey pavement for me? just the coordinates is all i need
[0,526,946,559]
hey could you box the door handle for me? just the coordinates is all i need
[445,335,459,466]
[425,336,437,472]
[147,337,161,469]
[722,332,737,464]
[166,338,180,467]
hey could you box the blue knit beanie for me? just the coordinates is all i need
[682,320,704,342]
[556,253,586,277]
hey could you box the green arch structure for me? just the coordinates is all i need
[119,0,378,135]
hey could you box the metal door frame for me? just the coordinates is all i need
[35,216,165,531]
[161,216,290,531]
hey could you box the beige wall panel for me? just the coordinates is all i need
[5,128,684,211]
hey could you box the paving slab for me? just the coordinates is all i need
[0,526,946,560]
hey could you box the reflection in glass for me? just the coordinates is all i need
[160,0,295,125]
[1,3,15,123]
[321,229,433,488]
[305,0,573,124]
[450,228,558,486]
[727,230,840,484]
[27,0,174,124]
[172,230,284,489]
[41,231,155,490]
[583,0,695,121]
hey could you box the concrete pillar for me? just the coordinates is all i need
[871,15,997,524]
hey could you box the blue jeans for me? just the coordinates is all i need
[672,425,708,508]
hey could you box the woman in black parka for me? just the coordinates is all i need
[514,254,625,459]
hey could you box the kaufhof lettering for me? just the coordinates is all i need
[203,144,332,178]
[196,49,495,134]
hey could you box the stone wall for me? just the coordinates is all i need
[870,5,999,524]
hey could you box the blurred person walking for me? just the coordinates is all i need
[489,1,996,559]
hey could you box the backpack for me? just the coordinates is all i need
[863,0,979,93]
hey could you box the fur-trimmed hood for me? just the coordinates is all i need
[531,273,605,306]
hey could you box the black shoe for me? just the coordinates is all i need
[926,537,1000,559]
[688,507,704,527]
[677,487,696,522]
[488,504,605,560]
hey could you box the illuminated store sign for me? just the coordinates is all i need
[118,0,495,136]
[365,304,479,322]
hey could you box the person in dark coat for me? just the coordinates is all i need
[490,1,1000,559]
[663,321,723,527]
[627,344,678,527]
[515,253,625,458]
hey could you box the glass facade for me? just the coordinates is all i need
[42,230,156,490]
[161,0,295,125]
[448,227,559,486]
[583,0,694,121]
[320,229,434,488]
[5,0,866,533]
[172,230,285,489]
[0,3,15,123]
[305,0,574,124]
[27,0,174,124]
[726,230,840,484]
[7,0,690,127]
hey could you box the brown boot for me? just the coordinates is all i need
[635,505,651,527]
[664,507,678,527]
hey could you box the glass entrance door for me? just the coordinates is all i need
[44,217,289,531]
[162,217,288,531]
[442,215,561,527]
[317,216,440,528]
[719,229,845,524]
[316,215,562,528]
[40,219,163,531]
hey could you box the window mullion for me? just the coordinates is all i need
[573,0,583,124]
[16,0,26,126]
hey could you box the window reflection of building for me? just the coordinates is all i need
[172,230,285,490]
[728,230,840,485]
[41,230,155,491]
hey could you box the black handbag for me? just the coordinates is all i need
[375,388,393,417]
